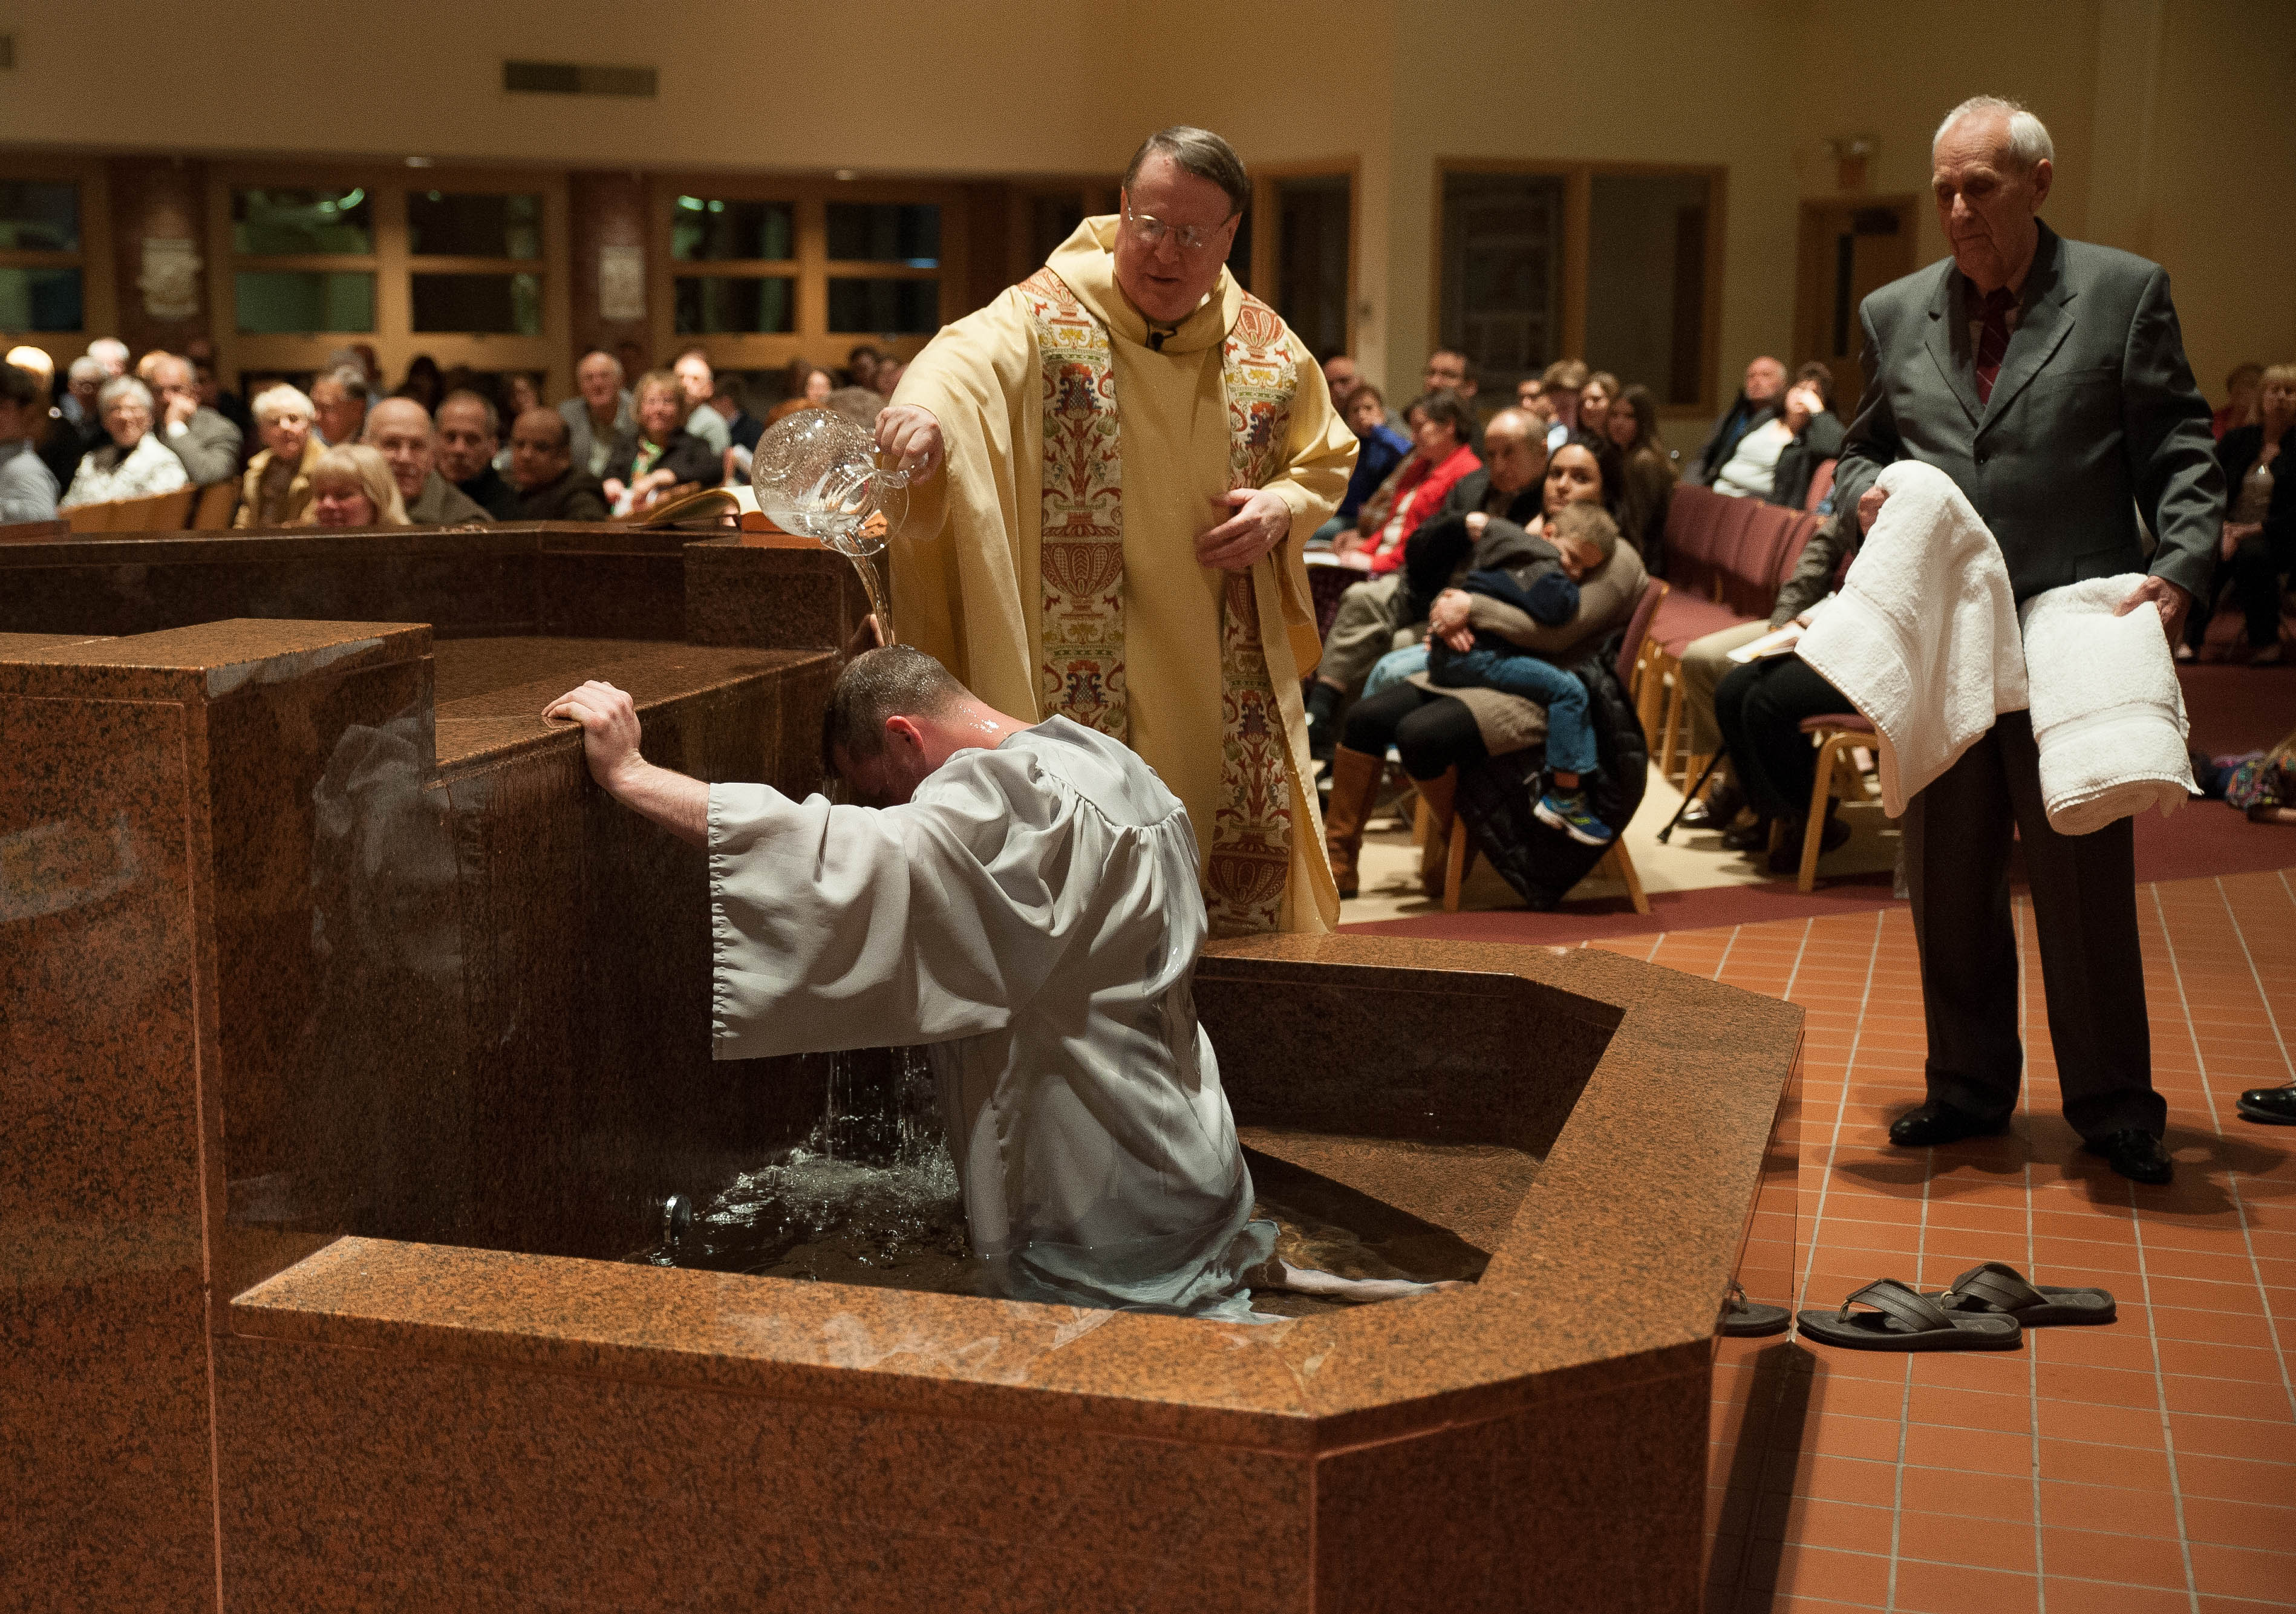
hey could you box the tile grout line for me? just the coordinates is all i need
[2135,884,2211,1614]
[2014,894,2047,1612]
[2128,1214,2207,1614]
[1890,903,1936,1614]
[1793,910,1883,1318]
[2208,877,2296,1424]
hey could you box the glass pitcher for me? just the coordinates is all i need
[751,408,910,560]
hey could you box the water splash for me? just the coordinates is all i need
[635,1048,971,1291]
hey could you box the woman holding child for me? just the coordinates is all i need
[1322,442,1648,898]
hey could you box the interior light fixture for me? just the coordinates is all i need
[833,169,858,182]
[406,156,435,168]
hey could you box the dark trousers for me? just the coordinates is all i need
[2187,532,2295,652]
[1904,710,2161,1142]
[1712,655,1852,821]
[1343,683,1488,780]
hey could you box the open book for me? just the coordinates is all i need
[1726,622,1805,664]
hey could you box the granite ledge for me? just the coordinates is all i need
[225,931,1796,1451]
[0,619,433,701]
[228,1238,1711,1456]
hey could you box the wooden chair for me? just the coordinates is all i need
[189,480,239,529]
[1803,458,1838,514]
[1437,576,1666,916]
[63,484,197,534]
[1792,712,1878,892]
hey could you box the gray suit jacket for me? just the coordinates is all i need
[160,405,244,485]
[1833,221,2222,603]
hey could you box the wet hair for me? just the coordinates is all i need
[820,645,966,776]
[1933,96,2055,170]
[1123,126,1251,218]
[1405,388,1477,443]
[1549,500,1619,563]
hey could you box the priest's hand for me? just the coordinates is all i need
[2116,574,2192,647]
[542,680,710,848]
[1198,488,1292,572]
[877,405,943,479]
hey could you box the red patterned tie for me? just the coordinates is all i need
[1974,286,2017,405]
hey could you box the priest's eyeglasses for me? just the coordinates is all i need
[1122,206,1230,256]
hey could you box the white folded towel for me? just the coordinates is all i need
[1795,460,2028,815]
[2020,575,2193,835]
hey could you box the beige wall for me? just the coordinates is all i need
[5,0,2289,407]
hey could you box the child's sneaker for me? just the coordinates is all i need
[1534,789,1614,846]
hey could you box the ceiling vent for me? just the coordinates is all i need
[503,60,656,97]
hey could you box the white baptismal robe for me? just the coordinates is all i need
[707,715,1273,1313]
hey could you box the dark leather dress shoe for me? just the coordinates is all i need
[2237,1083,2296,1125]
[1888,1102,2008,1148]
[2086,1129,2174,1184]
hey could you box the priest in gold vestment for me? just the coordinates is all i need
[877,126,1357,934]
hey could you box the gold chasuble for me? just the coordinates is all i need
[889,217,1356,933]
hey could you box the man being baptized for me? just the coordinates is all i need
[545,644,1456,1321]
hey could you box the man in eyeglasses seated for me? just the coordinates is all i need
[873,125,1358,939]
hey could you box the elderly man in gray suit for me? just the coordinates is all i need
[1835,96,2223,1186]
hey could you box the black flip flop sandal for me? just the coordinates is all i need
[1796,1278,2022,1351]
[1929,1261,2116,1327]
[1721,1279,1790,1338]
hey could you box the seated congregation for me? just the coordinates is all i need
[1292,335,2290,918]
[3,325,2285,923]
[0,335,899,532]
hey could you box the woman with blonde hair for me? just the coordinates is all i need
[300,442,409,527]
[235,383,327,528]
[602,369,720,514]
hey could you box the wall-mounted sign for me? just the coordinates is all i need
[139,237,203,321]
[599,244,645,322]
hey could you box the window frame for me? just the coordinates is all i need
[1431,158,1727,417]
[1248,157,1359,360]
[207,162,571,402]
[0,155,116,374]
[646,175,968,373]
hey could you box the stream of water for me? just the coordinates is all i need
[630,1050,1498,1312]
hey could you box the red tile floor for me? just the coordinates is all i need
[1595,867,2296,1613]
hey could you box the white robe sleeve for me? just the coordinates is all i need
[706,761,1075,1060]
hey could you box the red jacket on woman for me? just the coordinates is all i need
[1363,442,1481,574]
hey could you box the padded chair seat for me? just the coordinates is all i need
[1652,593,1754,658]
[1798,713,1874,734]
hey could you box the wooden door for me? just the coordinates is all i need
[1793,197,1917,408]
